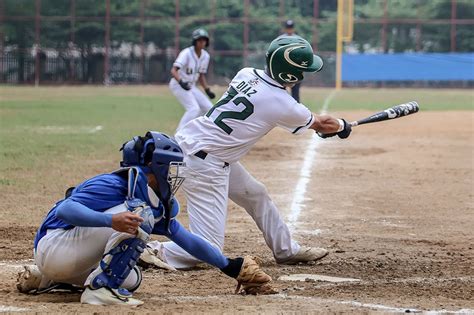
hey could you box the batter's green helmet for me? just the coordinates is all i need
[192,28,209,47]
[265,35,323,85]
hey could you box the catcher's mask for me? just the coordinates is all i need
[120,131,185,228]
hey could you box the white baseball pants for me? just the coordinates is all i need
[34,204,139,289]
[169,79,213,132]
[159,155,300,269]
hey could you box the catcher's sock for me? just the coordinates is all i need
[220,257,244,278]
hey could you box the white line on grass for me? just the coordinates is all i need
[288,90,337,229]
[29,125,103,134]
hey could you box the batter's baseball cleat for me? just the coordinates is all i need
[276,246,328,265]
[137,244,177,271]
[81,287,143,306]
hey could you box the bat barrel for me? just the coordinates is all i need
[392,101,419,116]
[352,101,419,127]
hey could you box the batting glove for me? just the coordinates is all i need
[337,119,352,139]
[317,119,352,139]
[205,88,216,99]
[178,79,191,91]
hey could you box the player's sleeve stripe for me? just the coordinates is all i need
[292,115,314,134]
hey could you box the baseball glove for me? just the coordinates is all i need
[235,256,277,295]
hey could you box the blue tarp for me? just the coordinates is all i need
[342,53,474,81]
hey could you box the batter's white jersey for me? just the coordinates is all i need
[172,46,210,85]
[175,68,314,163]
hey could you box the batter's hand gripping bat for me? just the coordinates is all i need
[350,101,419,127]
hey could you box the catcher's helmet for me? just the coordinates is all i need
[265,35,323,85]
[120,131,185,204]
[192,28,210,47]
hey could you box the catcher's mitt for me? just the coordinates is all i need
[235,256,278,295]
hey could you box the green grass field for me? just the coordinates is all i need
[0,85,472,189]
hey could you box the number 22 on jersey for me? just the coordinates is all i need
[206,86,254,135]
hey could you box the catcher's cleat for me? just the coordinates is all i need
[17,265,43,294]
[276,246,328,265]
[80,287,143,306]
[17,265,82,294]
[137,245,176,271]
[235,256,273,295]
[17,265,55,294]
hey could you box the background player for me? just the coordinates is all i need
[17,132,274,305]
[169,28,216,132]
[145,36,352,270]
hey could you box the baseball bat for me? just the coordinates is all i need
[350,101,419,127]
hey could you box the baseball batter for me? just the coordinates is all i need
[17,132,273,305]
[146,36,352,269]
[170,28,216,132]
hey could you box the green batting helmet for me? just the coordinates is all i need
[192,28,209,47]
[265,35,323,85]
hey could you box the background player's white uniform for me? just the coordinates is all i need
[169,46,213,131]
[160,68,312,268]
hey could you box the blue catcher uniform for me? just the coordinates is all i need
[31,131,242,306]
[34,168,179,250]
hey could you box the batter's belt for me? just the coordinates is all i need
[194,150,229,167]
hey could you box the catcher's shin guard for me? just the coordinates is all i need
[88,199,154,290]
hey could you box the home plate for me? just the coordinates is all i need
[279,274,361,283]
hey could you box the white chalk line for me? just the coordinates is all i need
[0,259,33,271]
[279,273,361,283]
[270,295,474,314]
[288,90,337,230]
[151,294,474,314]
[0,305,30,312]
[280,274,473,289]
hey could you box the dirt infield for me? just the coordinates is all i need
[0,111,473,313]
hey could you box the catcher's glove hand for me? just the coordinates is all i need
[235,256,277,295]
[178,79,192,90]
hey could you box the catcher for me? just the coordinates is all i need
[17,131,275,306]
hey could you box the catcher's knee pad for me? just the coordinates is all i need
[90,200,154,290]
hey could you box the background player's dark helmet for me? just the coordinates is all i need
[192,28,210,47]
[120,131,185,204]
[265,35,323,85]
